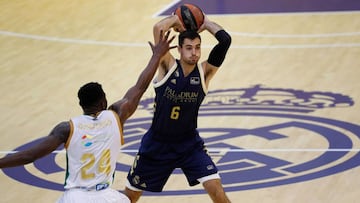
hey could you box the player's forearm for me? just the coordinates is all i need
[119,53,162,120]
[0,151,37,168]
[153,15,181,43]
[135,53,162,92]
[207,30,232,67]
[0,133,64,168]
[204,21,224,36]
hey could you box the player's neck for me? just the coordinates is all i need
[83,108,104,117]
[180,61,196,77]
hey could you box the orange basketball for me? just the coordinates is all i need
[174,4,204,31]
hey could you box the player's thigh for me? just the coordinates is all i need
[127,153,175,192]
[181,146,218,185]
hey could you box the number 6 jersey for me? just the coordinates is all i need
[150,60,207,142]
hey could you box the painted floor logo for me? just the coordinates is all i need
[2,85,360,195]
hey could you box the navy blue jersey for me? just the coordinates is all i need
[150,60,207,142]
[128,61,219,191]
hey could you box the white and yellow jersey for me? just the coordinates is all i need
[64,110,124,190]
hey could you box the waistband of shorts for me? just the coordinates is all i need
[151,129,198,143]
[67,182,110,191]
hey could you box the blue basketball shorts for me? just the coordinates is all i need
[126,135,219,192]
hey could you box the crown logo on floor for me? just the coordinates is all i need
[138,84,354,113]
[201,84,354,113]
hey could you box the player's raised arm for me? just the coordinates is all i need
[199,14,232,84]
[153,15,185,73]
[109,30,175,124]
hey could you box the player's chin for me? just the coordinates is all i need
[188,60,198,65]
[184,57,199,65]
[190,57,199,64]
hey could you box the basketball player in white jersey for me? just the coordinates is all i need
[0,30,175,203]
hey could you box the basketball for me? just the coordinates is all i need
[174,4,204,31]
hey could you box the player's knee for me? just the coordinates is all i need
[203,179,222,194]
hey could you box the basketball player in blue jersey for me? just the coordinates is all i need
[0,31,175,203]
[125,13,232,203]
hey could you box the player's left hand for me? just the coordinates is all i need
[197,13,208,33]
[149,30,176,56]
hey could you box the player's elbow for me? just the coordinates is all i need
[225,34,232,48]
[153,23,163,37]
[22,156,36,165]
[219,30,232,49]
[215,30,231,46]
[23,151,44,164]
[207,31,232,67]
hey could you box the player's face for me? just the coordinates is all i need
[179,38,201,65]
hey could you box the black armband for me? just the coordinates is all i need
[207,30,232,67]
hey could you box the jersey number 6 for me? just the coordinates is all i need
[170,106,180,120]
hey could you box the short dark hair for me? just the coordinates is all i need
[178,30,201,47]
[78,82,106,108]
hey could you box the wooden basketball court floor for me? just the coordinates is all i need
[0,0,360,202]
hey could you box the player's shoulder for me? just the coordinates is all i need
[51,121,71,143]
[56,121,71,130]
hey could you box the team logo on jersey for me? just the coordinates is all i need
[81,134,94,147]
[2,85,360,196]
[81,133,112,147]
[190,77,200,85]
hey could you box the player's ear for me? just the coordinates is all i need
[102,98,107,110]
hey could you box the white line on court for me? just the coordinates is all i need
[229,43,360,49]
[0,30,147,47]
[1,30,360,49]
[1,148,359,154]
[229,31,360,38]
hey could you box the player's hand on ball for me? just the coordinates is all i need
[197,13,208,33]
[172,15,186,33]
